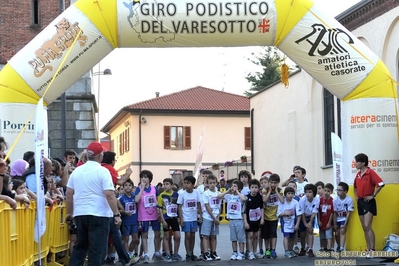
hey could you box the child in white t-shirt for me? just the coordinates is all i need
[333,182,354,252]
[177,175,202,262]
[201,174,221,261]
[298,184,320,257]
[217,180,247,261]
[277,186,300,259]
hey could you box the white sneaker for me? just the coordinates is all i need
[366,249,375,259]
[236,253,245,261]
[293,245,300,254]
[255,252,264,259]
[249,252,256,260]
[230,252,237,260]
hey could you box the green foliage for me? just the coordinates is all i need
[245,47,296,96]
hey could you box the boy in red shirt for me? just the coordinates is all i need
[317,183,334,251]
[353,153,385,258]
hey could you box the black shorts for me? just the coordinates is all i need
[261,220,278,239]
[245,222,260,233]
[163,218,180,232]
[357,198,377,216]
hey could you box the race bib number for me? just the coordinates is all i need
[125,202,136,214]
[209,197,220,208]
[185,199,197,210]
[166,204,178,217]
[283,208,294,220]
[337,211,346,217]
[267,194,278,205]
[322,205,327,213]
[227,202,241,214]
[249,207,261,221]
[144,194,157,208]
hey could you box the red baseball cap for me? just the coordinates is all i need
[87,142,105,156]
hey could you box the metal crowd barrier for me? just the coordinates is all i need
[0,200,70,266]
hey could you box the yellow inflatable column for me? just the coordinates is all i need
[274,0,399,251]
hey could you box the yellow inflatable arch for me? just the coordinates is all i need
[0,0,398,251]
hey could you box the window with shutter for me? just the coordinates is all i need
[126,128,130,151]
[119,132,124,155]
[164,126,171,149]
[164,126,191,150]
[245,127,251,150]
[184,126,191,149]
[111,139,114,152]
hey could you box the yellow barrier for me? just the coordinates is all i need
[218,188,229,224]
[0,200,70,266]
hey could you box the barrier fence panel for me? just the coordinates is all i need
[0,200,70,266]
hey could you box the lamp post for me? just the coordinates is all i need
[93,68,112,141]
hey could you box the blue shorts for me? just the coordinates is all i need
[121,224,138,236]
[283,232,296,239]
[299,216,315,232]
[141,220,160,233]
[336,221,346,228]
[181,221,198,233]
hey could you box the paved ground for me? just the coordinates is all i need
[112,224,398,266]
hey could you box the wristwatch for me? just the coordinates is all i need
[114,213,121,217]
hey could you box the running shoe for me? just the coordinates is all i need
[265,249,271,258]
[236,252,245,261]
[152,253,164,262]
[172,254,184,262]
[249,252,256,260]
[230,252,238,260]
[165,254,172,263]
[271,250,277,259]
[211,252,221,260]
[284,250,293,259]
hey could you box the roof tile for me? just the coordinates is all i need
[125,86,249,111]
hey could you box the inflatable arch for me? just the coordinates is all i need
[0,0,398,251]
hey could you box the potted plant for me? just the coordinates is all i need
[212,163,219,170]
[224,161,233,167]
[240,155,247,163]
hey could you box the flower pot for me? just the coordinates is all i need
[212,165,219,170]
[241,158,247,163]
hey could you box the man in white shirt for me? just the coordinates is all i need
[66,142,122,266]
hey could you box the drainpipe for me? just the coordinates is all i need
[139,111,143,172]
[251,108,255,175]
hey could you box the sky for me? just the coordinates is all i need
[95,0,362,132]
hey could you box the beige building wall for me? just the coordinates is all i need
[251,70,332,184]
[251,6,399,185]
[108,113,250,185]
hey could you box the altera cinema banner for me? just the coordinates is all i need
[0,0,397,250]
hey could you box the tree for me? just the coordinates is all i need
[245,47,296,96]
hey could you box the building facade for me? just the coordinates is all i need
[102,86,251,185]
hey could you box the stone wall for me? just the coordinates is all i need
[47,73,97,158]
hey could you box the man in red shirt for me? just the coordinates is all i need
[353,153,384,258]
[102,151,132,187]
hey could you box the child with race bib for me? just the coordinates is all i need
[201,174,222,261]
[157,178,184,262]
[135,170,162,263]
[177,175,202,262]
[217,180,247,261]
[243,179,264,260]
[118,179,140,264]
